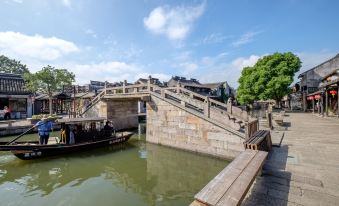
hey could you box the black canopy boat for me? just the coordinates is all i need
[0,117,133,160]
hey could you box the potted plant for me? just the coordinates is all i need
[28,114,62,124]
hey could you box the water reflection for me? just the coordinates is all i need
[0,125,228,206]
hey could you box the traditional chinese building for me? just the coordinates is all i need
[298,53,339,116]
[167,76,235,100]
[0,73,32,118]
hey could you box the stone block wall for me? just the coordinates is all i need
[146,96,245,160]
[84,99,139,130]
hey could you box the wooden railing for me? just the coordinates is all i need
[245,118,259,140]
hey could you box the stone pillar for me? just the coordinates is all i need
[303,91,307,112]
[321,94,324,117]
[204,97,210,118]
[138,100,141,113]
[325,88,328,116]
[312,98,315,113]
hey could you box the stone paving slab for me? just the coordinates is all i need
[243,112,339,206]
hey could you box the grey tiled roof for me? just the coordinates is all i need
[0,72,30,95]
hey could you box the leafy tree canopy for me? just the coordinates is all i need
[237,52,301,105]
[0,55,30,74]
[24,65,75,114]
[24,65,75,95]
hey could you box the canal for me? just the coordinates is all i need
[0,124,229,206]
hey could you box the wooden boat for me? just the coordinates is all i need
[0,117,133,160]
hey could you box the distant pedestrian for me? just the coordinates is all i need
[4,106,10,120]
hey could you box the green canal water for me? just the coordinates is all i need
[0,126,228,206]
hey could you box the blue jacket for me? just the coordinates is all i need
[35,120,53,136]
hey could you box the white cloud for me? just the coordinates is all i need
[231,31,261,47]
[197,33,230,45]
[231,55,261,70]
[179,62,198,74]
[11,0,23,3]
[57,61,170,85]
[143,2,206,40]
[0,31,79,62]
[62,0,71,8]
[175,53,262,88]
[71,61,141,84]
[85,29,97,38]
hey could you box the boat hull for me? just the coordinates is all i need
[3,134,133,160]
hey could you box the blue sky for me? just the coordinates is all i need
[0,0,338,87]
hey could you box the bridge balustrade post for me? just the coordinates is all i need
[147,75,152,92]
[104,82,107,95]
[204,97,210,118]
[176,82,181,93]
[134,87,138,93]
[123,80,127,94]
[161,89,165,97]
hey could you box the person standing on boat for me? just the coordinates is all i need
[33,115,53,144]
[104,121,113,138]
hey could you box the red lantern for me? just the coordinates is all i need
[314,94,321,100]
[329,90,337,98]
[309,96,314,100]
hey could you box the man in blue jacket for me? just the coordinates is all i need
[34,115,53,145]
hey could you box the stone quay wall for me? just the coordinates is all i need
[84,99,139,130]
[146,95,245,160]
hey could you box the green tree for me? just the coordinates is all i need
[24,65,75,114]
[237,52,301,106]
[0,55,30,74]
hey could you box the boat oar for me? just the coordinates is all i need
[6,121,47,145]
[6,126,36,145]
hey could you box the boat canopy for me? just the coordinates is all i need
[56,117,106,124]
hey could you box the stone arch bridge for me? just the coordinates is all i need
[81,78,258,159]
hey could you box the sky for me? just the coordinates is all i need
[0,0,338,87]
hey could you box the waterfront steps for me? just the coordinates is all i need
[191,149,268,206]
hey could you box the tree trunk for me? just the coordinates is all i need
[275,99,281,108]
[49,96,53,115]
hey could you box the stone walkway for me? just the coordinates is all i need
[243,112,339,206]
